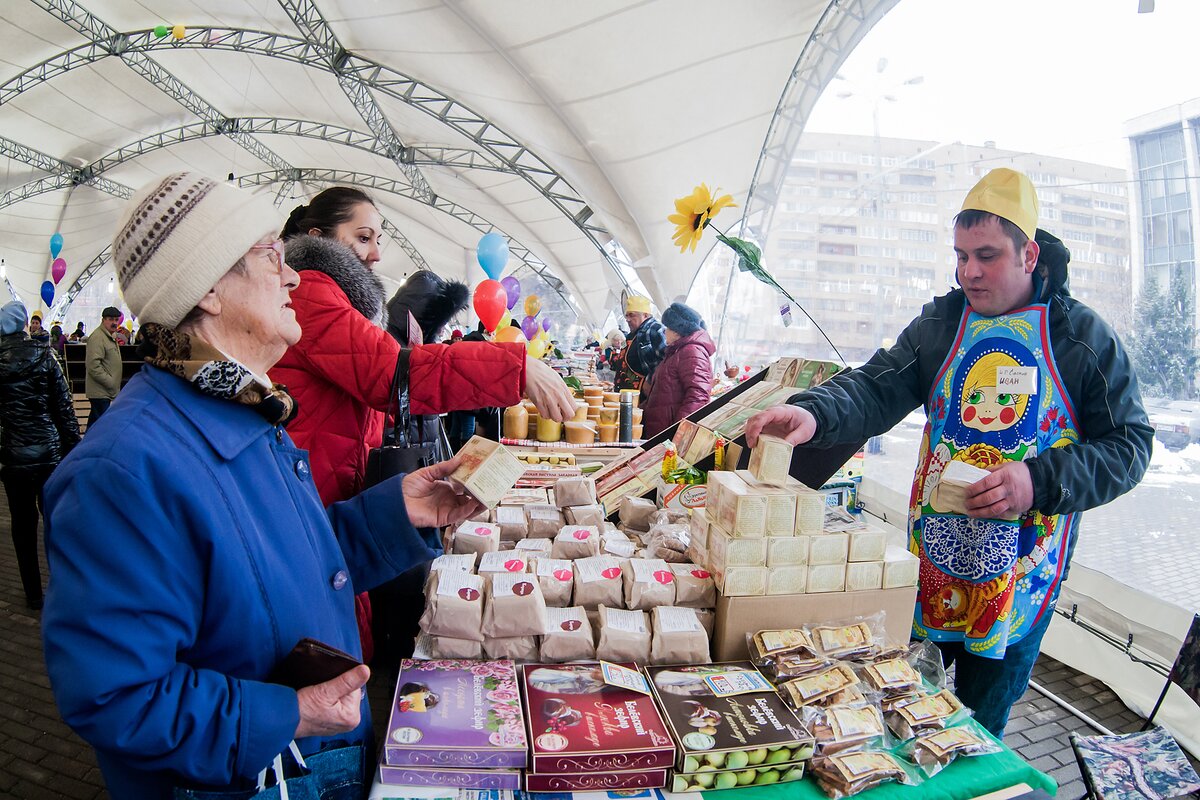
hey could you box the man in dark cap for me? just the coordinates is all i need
[84,306,123,427]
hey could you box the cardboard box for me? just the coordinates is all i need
[736,471,797,536]
[712,585,919,661]
[645,662,813,772]
[449,436,526,509]
[384,659,527,768]
[846,561,884,592]
[708,526,768,569]
[767,535,809,567]
[378,765,521,790]
[524,768,669,792]
[767,566,807,595]
[520,663,675,773]
[848,528,887,562]
[747,434,793,486]
[806,563,846,593]
[659,481,707,511]
[808,533,848,566]
[712,565,768,596]
[787,480,826,535]
[707,472,767,538]
[882,545,920,588]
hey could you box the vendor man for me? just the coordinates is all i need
[746,168,1153,736]
[615,294,667,395]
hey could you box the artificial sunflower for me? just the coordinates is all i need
[667,183,736,253]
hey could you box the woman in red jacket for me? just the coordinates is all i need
[270,187,574,659]
[641,302,717,438]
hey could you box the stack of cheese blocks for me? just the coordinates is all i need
[689,434,918,597]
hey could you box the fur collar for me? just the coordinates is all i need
[283,235,388,326]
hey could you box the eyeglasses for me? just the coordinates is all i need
[250,240,286,271]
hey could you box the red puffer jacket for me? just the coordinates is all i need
[271,271,527,506]
[641,329,716,438]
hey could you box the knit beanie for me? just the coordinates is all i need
[112,172,283,328]
[0,301,27,335]
[661,302,705,336]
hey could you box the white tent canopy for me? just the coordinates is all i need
[0,0,890,326]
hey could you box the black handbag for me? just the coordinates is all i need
[363,348,440,488]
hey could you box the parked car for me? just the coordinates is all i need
[1145,397,1200,450]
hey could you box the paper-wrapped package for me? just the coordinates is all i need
[573,555,625,608]
[619,496,658,532]
[539,606,596,662]
[482,571,548,638]
[514,538,552,557]
[451,521,500,560]
[551,525,601,560]
[482,635,539,661]
[669,562,716,608]
[419,571,484,641]
[524,504,563,539]
[650,606,710,665]
[533,557,575,607]
[596,606,650,664]
[478,550,529,586]
[566,504,606,528]
[429,636,483,659]
[623,558,677,610]
[554,475,597,509]
[495,504,529,542]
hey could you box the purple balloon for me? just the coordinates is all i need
[541,317,552,333]
[521,315,539,340]
[501,276,521,310]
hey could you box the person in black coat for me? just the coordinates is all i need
[0,301,81,609]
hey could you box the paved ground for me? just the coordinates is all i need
[0,486,1184,799]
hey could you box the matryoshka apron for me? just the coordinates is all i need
[909,301,1080,659]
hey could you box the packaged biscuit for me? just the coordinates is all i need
[902,724,1000,776]
[810,750,917,798]
[804,703,889,755]
[428,635,483,659]
[482,635,539,661]
[750,628,818,665]
[451,521,500,560]
[886,690,967,740]
[494,504,528,541]
[620,495,659,532]
[477,551,529,584]
[649,606,710,665]
[645,523,691,563]
[810,618,882,660]
[861,658,922,697]
[780,664,860,708]
[624,558,677,610]
[514,538,552,557]
[539,606,595,662]
[566,503,606,528]
[775,653,836,680]
[596,606,650,664]
[554,475,598,509]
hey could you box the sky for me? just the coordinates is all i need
[804,0,1200,169]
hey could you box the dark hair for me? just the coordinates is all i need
[282,187,377,240]
[953,209,1029,254]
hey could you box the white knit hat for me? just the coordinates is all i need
[112,172,283,327]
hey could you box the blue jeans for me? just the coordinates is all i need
[87,397,111,429]
[934,605,1055,737]
[174,743,364,800]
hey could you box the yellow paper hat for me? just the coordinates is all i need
[625,295,651,314]
[960,168,1039,240]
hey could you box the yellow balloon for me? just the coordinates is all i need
[494,326,525,344]
[526,337,548,359]
[172,24,186,39]
[123,320,133,331]
[523,294,541,318]
[498,309,513,329]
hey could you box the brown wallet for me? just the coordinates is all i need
[268,638,362,690]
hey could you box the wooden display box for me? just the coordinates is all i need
[711,585,918,661]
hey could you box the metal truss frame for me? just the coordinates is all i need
[3,12,636,298]
[236,168,579,313]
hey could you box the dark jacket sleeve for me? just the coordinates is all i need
[46,353,81,455]
[792,303,938,446]
[1024,298,1154,515]
[628,319,667,377]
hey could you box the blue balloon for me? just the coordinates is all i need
[49,232,63,259]
[476,232,509,280]
[40,280,54,307]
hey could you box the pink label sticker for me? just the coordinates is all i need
[513,581,534,596]
[553,569,572,582]
[561,619,582,631]
[504,559,525,572]
[601,566,621,580]
[691,569,711,579]
[653,570,674,585]
[572,529,590,540]
[458,587,480,601]
[474,526,493,536]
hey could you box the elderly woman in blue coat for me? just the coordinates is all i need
[40,172,482,800]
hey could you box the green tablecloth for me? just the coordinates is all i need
[707,720,1056,800]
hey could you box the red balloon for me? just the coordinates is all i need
[473,279,507,333]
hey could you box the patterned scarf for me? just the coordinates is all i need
[138,323,297,425]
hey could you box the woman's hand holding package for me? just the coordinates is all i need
[402,453,485,528]
[294,664,370,739]
[523,356,575,423]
